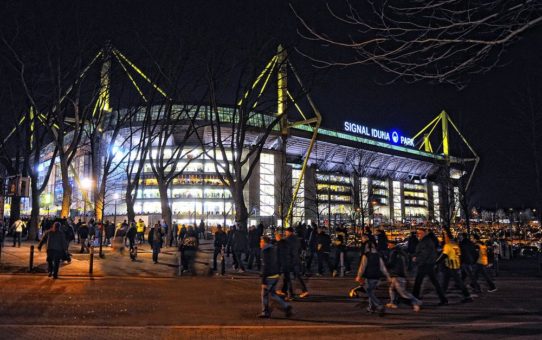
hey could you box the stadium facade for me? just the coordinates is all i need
[33,104,464,227]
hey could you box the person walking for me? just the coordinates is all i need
[332,224,350,277]
[355,241,390,315]
[437,233,473,303]
[376,229,390,261]
[283,227,309,298]
[275,232,292,299]
[136,219,145,244]
[126,222,137,261]
[406,231,419,271]
[247,225,261,270]
[459,232,479,291]
[38,222,67,279]
[148,222,164,264]
[316,227,333,276]
[11,218,25,247]
[305,224,318,274]
[180,227,199,274]
[472,234,497,293]
[386,245,422,312]
[259,235,292,319]
[78,223,90,253]
[412,228,448,305]
[213,225,227,272]
[231,226,248,272]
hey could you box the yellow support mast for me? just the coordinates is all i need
[441,110,449,158]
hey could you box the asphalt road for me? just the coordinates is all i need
[1,272,541,339]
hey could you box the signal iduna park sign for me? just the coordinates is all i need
[344,121,415,147]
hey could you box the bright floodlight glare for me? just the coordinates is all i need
[81,178,93,190]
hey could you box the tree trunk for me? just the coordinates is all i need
[126,189,136,223]
[94,190,104,222]
[60,158,72,218]
[232,185,248,231]
[29,182,40,241]
[158,181,172,228]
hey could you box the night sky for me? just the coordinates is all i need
[1,0,541,209]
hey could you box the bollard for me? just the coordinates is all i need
[181,250,187,276]
[89,246,94,274]
[220,248,226,276]
[339,251,345,277]
[29,245,35,272]
[99,234,104,258]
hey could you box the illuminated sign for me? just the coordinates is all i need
[344,122,415,147]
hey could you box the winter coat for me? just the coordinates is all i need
[276,239,291,272]
[261,244,280,283]
[38,230,67,252]
[214,230,227,248]
[414,235,438,266]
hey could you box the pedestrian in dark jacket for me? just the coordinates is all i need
[316,228,333,276]
[305,224,318,273]
[232,227,248,272]
[105,221,115,246]
[78,223,90,253]
[126,222,137,260]
[225,226,235,257]
[406,231,419,270]
[247,226,261,270]
[281,227,309,298]
[148,223,164,264]
[376,229,389,261]
[459,232,478,288]
[259,236,292,319]
[356,241,390,314]
[386,246,422,311]
[411,228,448,305]
[332,225,351,276]
[213,225,227,271]
[180,228,199,274]
[38,222,67,279]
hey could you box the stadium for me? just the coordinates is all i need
[23,45,477,228]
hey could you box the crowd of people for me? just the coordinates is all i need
[0,215,509,319]
[208,222,500,318]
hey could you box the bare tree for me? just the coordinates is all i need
[198,50,286,230]
[293,1,542,87]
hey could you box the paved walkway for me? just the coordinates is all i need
[0,238,214,277]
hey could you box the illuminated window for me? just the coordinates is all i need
[432,185,441,222]
[260,153,275,217]
[393,181,402,222]
[292,169,304,224]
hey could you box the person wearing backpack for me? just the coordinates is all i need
[180,227,199,274]
[148,222,164,264]
[386,245,421,312]
[38,222,67,279]
[356,241,391,315]
[11,218,25,247]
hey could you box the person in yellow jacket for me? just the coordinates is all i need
[473,234,497,292]
[136,219,146,244]
[437,233,473,303]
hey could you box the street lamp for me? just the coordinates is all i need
[113,193,120,227]
[81,178,93,222]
